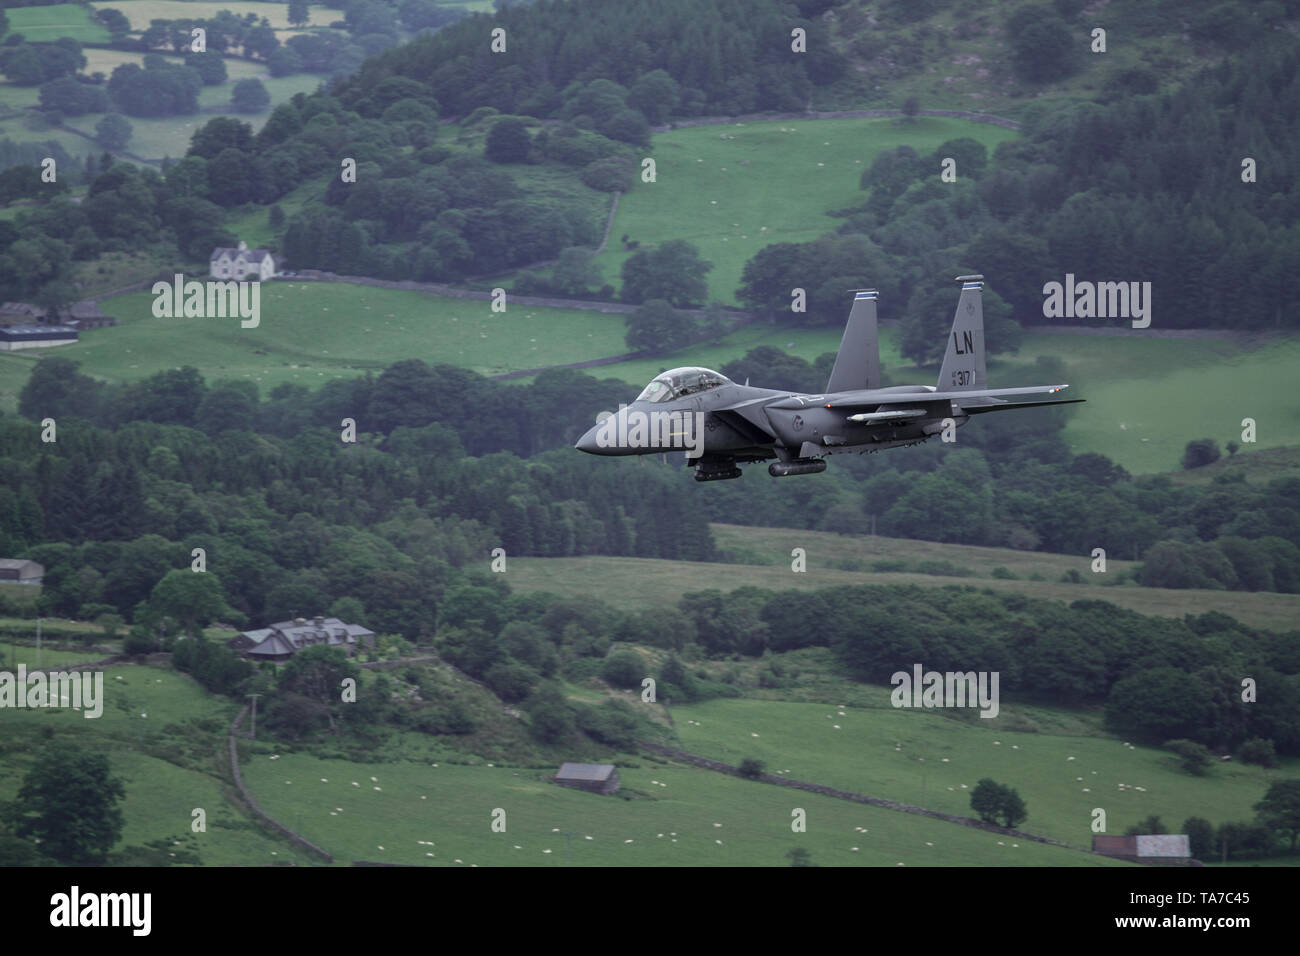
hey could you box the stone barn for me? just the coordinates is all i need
[555,762,620,795]
[0,559,43,584]
[1093,834,1195,864]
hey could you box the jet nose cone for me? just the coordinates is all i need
[575,424,603,455]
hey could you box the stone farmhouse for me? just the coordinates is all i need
[229,615,375,662]
[210,241,277,281]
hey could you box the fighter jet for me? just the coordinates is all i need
[575,275,1083,481]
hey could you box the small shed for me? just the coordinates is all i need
[0,559,44,585]
[0,325,77,351]
[555,762,620,795]
[1093,834,1193,864]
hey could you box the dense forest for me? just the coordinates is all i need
[7,354,1300,650]
[2,1,1294,331]
[742,43,1300,344]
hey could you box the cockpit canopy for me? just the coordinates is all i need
[635,367,731,403]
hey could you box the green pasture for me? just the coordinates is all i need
[241,750,1126,866]
[506,548,1300,633]
[2,5,108,43]
[670,697,1299,853]
[88,1,338,30]
[0,662,315,865]
[592,117,1018,305]
[13,282,628,392]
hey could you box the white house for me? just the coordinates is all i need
[210,241,276,280]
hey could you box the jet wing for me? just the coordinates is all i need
[962,398,1085,414]
[819,384,1073,409]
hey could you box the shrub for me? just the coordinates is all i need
[600,649,643,689]
[1164,738,1214,775]
[1238,737,1278,767]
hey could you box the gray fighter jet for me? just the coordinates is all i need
[575,275,1083,481]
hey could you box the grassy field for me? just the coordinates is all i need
[88,1,338,30]
[670,695,1298,852]
[2,5,109,43]
[710,523,1140,578]
[0,583,40,611]
[59,73,325,160]
[507,536,1300,632]
[0,641,106,669]
[1031,334,1300,475]
[0,662,317,865]
[241,749,1126,866]
[591,117,1018,305]
[22,282,633,390]
[79,48,266,82]
[223,180,316,249]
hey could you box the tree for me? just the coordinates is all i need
[1126,815,1168,835]
[108,62,201,117]
[580,155,636,192]
[524,682,574,743]
[901,95,920,120]
[484,117,531,163]
[289,0,311,28]
[624,298,695,352]
[600,649,643,689]
[1164,738,1213,776]
[4,743,124,864]
[267,46,303,78]
[1255,779,1300,853]
[627,70,680,125]
[278,644,359,705]
[1238,737,1278,768]
[1183,817,1214,860]
[998,786,1028,828]
[970,778,1027,827]
[95,8,132,40]
[185,51,228,86]
[39,76,108,116]
[620,239,712,307]
[188,117,254,159]
[1182,438,1221,469]
[149,569,229,636]
[786,847,816,866]
[1006,4,1078,83]
[95,113,133,151]
[738,758,765,779]
[231,78,271,114]
[549,247,602,295]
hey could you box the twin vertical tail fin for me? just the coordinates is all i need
[937,275,986,391]
[825,289,882,393]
